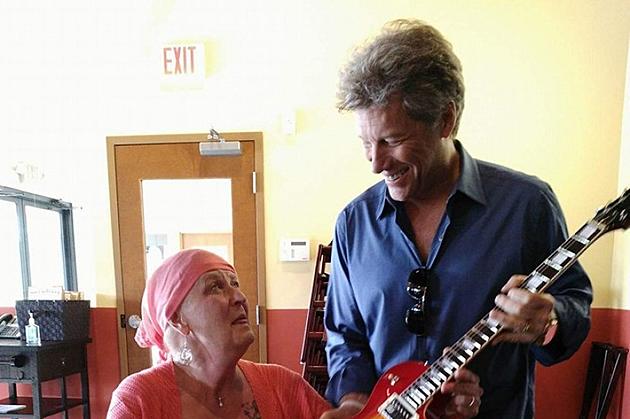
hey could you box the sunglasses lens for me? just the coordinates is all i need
[407,283,425,299]
[407,269,427,298]
[405,305,425,335]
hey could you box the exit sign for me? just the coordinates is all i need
[161,43,205,88]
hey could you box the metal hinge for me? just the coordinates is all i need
[120,314,126,328]
[255,305,261,325]
[252,172,257,194]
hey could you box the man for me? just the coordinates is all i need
[322,20,592,419]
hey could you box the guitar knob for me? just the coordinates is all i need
[387,373,399,386]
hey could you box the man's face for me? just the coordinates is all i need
[357,98,446,202]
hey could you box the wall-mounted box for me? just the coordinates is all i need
[280,238,310,261]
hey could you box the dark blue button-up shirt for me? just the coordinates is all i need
[324,141,592,418]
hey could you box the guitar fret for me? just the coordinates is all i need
[474,325,491,341]
[485,317,500,333]
[462,335,481,351]
[577,223,598,240]
[446,358,460,369]
[463,336,481,350]
[438,363,454,374]
[471,328,489,343]
[427,374,442,387]
[573,234,589,245]
[564,238,586,254]
[434,369,447,381]
[524,272,547,292]
[406,391,421,406]
[410,393,425,407]
[469,332,485,346]
[411,387,427,402]
[544,258,562,271]
[416,384,431,397]
[453,346,469,360]
[558,247,576,259]
[422,377,438,391]
[538,264,558,279]
[549,251,570,267]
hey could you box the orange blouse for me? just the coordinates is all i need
[107,359,331,418]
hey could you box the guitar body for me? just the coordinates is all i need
[352,361,460,419]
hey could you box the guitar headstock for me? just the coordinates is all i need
[594,188,630,233]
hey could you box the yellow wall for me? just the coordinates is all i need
[0,1,628,309]
[613,40,630,309]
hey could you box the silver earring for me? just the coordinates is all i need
[176,335,193,366]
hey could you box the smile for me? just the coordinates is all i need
[385,167,409,181]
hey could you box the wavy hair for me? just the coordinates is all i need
[338,19,465,135]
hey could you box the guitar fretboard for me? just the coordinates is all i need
[393,219,605,411]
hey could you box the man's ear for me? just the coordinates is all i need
[168,312,190,336]
[439,101,457,139]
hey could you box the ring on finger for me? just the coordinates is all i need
[467,397,476,407]
[521,322,531,334]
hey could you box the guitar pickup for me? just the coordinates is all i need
[378,393,419,419]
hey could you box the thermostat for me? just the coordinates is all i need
[280,238,310,261]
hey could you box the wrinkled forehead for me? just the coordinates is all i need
[194,269,238,286]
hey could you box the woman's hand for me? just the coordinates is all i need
[319,393,367,419]
[440,367,483,418]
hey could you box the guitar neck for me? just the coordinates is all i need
[397,218,606,409]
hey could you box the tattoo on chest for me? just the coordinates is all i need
[242,400,261,419]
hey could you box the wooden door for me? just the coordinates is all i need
[108,133,266,377]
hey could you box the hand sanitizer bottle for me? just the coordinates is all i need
[25,311,41,345]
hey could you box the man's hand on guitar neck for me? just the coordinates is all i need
[491,275,557,345]
[319,392,367,419]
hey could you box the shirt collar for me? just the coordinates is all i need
[376,139,487,219]
[452,140,487,206]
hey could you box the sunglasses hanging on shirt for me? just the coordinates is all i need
[405,268,429,336]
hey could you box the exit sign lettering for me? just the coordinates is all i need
[161,43,205,88]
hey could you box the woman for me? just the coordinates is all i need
[107,249,331,418]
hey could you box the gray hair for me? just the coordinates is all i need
[338,19,465,136]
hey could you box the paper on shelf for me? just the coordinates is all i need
[0,404,26,413]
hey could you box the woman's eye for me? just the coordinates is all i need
[207,283,222,293]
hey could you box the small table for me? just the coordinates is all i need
[0,340,90,418]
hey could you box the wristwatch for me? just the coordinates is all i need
[536,309,558,346]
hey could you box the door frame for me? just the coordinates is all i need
[107,132,267,378]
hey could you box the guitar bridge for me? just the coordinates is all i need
[378,393,419,419]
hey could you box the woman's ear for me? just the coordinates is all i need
[168,312,190,336]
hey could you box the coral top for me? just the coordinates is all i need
[107,359,331,418]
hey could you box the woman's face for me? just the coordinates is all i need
[178,269,254,358]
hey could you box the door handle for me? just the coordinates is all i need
[127,314,142,329]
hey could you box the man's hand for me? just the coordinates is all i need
[319,392,367,419]
[491,275,556,344]
[441,367,483,418]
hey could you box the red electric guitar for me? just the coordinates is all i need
[353,188,630,419]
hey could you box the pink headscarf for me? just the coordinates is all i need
[134,249,236,360]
